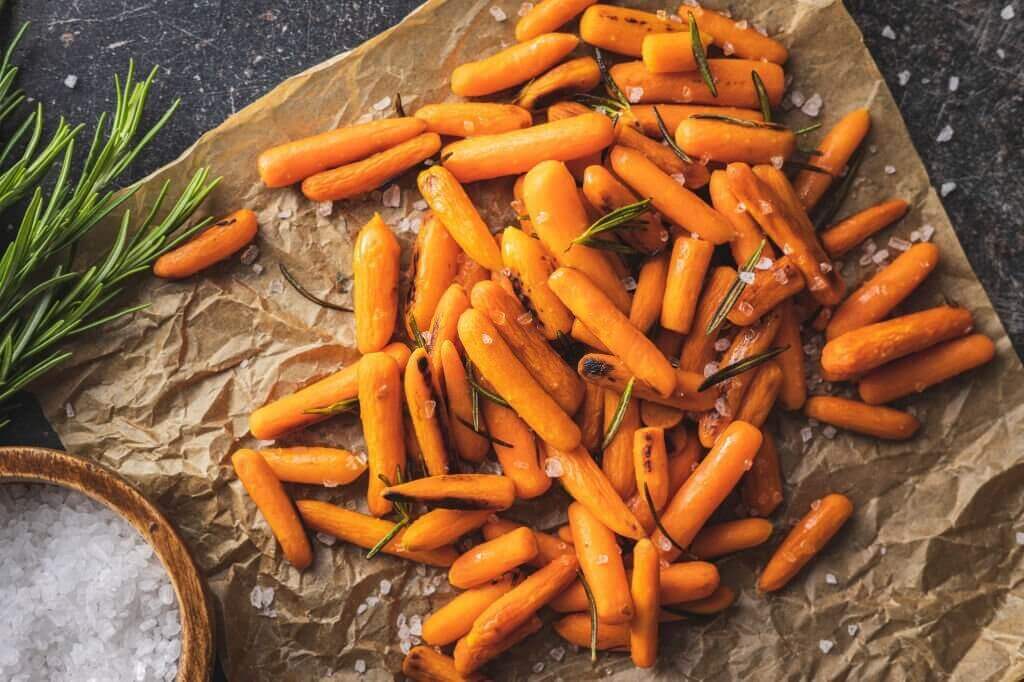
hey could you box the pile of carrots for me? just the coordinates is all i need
[155,1,997,677]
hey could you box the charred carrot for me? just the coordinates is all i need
[734,361,783,429]
[821,199,910,259]
[256,447,366,486]
[775,302,807,410]
[630,538,659,669]
[614,119,711,190]
[402,645,486,682]
[576,382,606,452]
[578,353,717,412]
[359,352,406,516]
[602,389,641,499]
[631,104,763,137]
[383,474,516,510]
[153,209,257,279]
[451,32,579,97]
[415,102,533,137]
[672,585,736,614]
[449,527,539,589]
[676,118,795,166]
[423,575,516,646]
[582,166,670,256]
[554,614,629,651]
[740,432,783,517]
[481,518,574,567]
[684,6,789,63]
[661,236,715,334]
[579,4,686,56]
[708,169,773,266]
[804,396,920,440]
[678,265,737,373]
[727,256,805,326]
[500,227,573,339]
[633,426,669,510]
[454,615,543,675]
[301,132,440,202]
[610,59,785,107]
[402,509,493,553]
[691,518,774,560]
[481,388,551,499]
[641,30,713,73]
[569,501,634,624]
[353,213,401,353]
[418,166,503,272]
[793,109,871,210]
[409,213,461,336]
[517,0,598,41]
[439,339,490,463]
[759,493,854,592]
[258,117,426,188]
[404,348,449,477]
[518,56,601,110]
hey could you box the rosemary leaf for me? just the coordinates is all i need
[408,311,427,350]
[454,415,515,449]
[689,113,787,130]
[653,105,693,164]
[783,159,833,176]
[466,373,510,407]
[594,47,630,111]
[582,239,643,256]
[577,569,599,663]
[303,397,359,416]
[644,481,692,557]
[698,345,790,392]
[705,239,766,335]
[601,376,635,451]
[794,122,823,136]
[279,263,353,312]
[752,70,772,122]
[688,12,717,97]
[467,360,481,431]
[814,143,866,230]
[366,516,409,559]
[570,198,652,249]
[394,92,406,117]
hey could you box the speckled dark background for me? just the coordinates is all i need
[0,0,1021,677]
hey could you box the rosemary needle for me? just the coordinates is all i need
[570,198,652,249]
[601,377,635,450]
[279,263,353,312]
[577,569,599,663]
[705,239,766,335]
[689,12,717,97]
[653,105,693,164]
[697,345,790,392]
[752,70,772,122]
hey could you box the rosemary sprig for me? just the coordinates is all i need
[279,263,353,312]
[594,47,630,113]
[814,143,866,230]
[408,311,427,349]
[697,345,790,392]
[573,92,626,118]
[783,159,833,176]
[794,122,823,136]
[570,198,652,249]
[688,12,717,97]
[752,71,772,122]
[643,482,695,559]
[705,239,766,336]
[366,468,411,559]
[466,360,482,431]
[653,105,693,164]
[688,113,787,131]
[601,376,635,450]
[577,569,599,663]
[454,415,515,449]
[303,397,359,416]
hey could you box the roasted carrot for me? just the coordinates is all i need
[296,500,457,567]
[727,256,804,326]
[415,102,533,137]
[708,169,773,266]
[820,306,974,380]
[439,338,490,463]
[449,527,539,589]
[418,166,503,272]
[614,118,711,190]
[793,108,872,210]
[684,6,789,63]
[454,615,543,675]
[579,4,686,56]
[775,302,807,410]
[481,388,551,499]
[676,118,795,166]
[759,493,854,592]
[569,501,633,623]
[610,59,785,107]
[458,308,582,451]
[258,117,426,188]
[827,243,939,340]
[630,538,659,668]
[740,432,783,517]
[672,585,736,614]
[633,426,669,510]
[455,253,491,291]
[631,104,763,137]
[481,518,575,567]
[352,213,401,353]
[734,361,783,429]
[301,132,440,202]
[402,509,493,552]
[667,426,703,491]
[652,420,763,561]
[804,396,920,440]
[423,575,516,646]
[576,382,606,452]
[451,32,579,97]
[404,348,449,476]
[554,614,629,651]
[518,56,601,110]
[641,30,713,73]
[572,319,611,352]
[582,166,670,256]
[678,265,737,372]
[658,561,720,604]
[821,199,910,259]
[624,253,669,336]
[609,146,734,244]
[602,389,641,499]
[500,227,573,339]
[661,236,715,334]
[578,353,717,412]
[153,209,258,279]
[403,645,486,682]
[858,333,995,405]
[256,447,366,486]
[429,284,471,376]
[358,352,406,516]
[516,0,597,41]
[442,112,614,183]
[691,518,774,560]
[640,401,683,430]
[408,213,461,336]
[383,474,516,510]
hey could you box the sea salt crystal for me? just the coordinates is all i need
[863,239,877,255]
[64,401,75,418]
[422,400,437,419]
[252,263,264,275]
[316,201,333,217]
[921,224,935,241]
[997,48,1006,59]
[800,426,813,443]
[822,425,838,439]
[278,209,293,219]
[373,96,392,111]
[936,125,954,143]
[627,87,645,103]
[819,639,835,654]
[517,312,534,325]
[704,362,720,378]
[382,185,402,208]
[715,397,731,417]
[773,269,789,285]
[481,333,493,345]
[533,662,545,673]
[848,624,859,636]
[240,244,260,265]
[1015,531,1024,545]
[759,200,774,214]
[622,276,638,291]
[671,172,687,186]
[881,25,896,40]
[354,659,367,673]
[801,93,823,117]
[910,230,921,243]
[948,76,960,92]
[825,573,838,585]
[714,338,730,352]
[489,6,507,21]
[518,2,534,17]
[550,646,566,662]
[658,535,674,551]
[379,578,393,596]
[898,70,911,86]
[884,165,896,175]
[735,19,749,29]
[412,199,428,211]
[1001,4,1015,20]
[544,458,564,478]
[820,261,833,273]
[871,249,890,264]
[656,9,667,20]
[316,532,337,546]
[889,236,911,252]
[789,90,806,108]
[739,271,756,285]
[594,554,609,565]
[771,155,785,169]
[735,201,747,213]
[64,74,78,88]
[722,42,736,56]
[940,182,957,197]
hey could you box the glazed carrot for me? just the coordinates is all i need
[579,4,686,56]
[578,353,717,412]
[517,0,597,41]
[451,32,579,97]
[257,117,426,188]
[301,132,440,201]
[661,236,714,334]
[256,447,366,486]
[523,161,632,312]
[678,266,737,373]
[418,166,503,272]
[727,256,805,326]
[296,500,457,567]
[550,267,676,397]
[415,102,532,137]
[544,444,646,539]
[676,118,795,167]
[429,285,471,377]
[572,319,611,352]
[631,104,763,137]
[470,280,584,413]
[652,421,763,561]
[667,426,703,492]
[458,309,582,451]
[610,59,785,107]
[402,509,493,553]
[609,146,734,244]
[554,614,629,651]
[827,243,940,340]
[684,6,789,63]
[557,524,574,544]
[500,227,573,339]
[404,348,449,477]
[614,119,711,190]
[601,388,640,498]
[403,645,486,682]
[858,334,995,405]
[641,30,712,73]
[439,339,490,463]
[821,199,910,259]
[442,113,614,183]
[543,101,603,179]
[759,493,854,592]
[658,561,720,605]
[383,474,516,510]
[153,209,257,279]
[455,253,491,291]
[518,56,601,110]
[423,575,516,646]
[449,527,539,589]
[408,213,461,336]
[640,401,683,430]
[775,302,807,410]
[231,449,312,569]
[820,306,974,380]
[691,518,774,560]
[708,170,773,266]
[740,432,783,517]
[734,361,783,429]
[794,109,871,210]
[633,426,669,510]
[582,166,670,255]
[805,396,920,440]
[481,391,551,499]
[359,352,406,516]
[546,99,592,121]
[454,616,543,675]
[352,213,400,353]
[576,382,606,452]
[629,538,659,668]
[672,585,736,614]
[568,501,633,624]
[481,518,574,567]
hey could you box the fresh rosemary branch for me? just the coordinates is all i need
[577,569,599,663]
[752,70,772,122]
[570,198,652,249]
[304,397,359,416]
[366,468,411,559]
[688,12,717,97]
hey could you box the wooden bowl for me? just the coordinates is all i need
[0,447,213,682]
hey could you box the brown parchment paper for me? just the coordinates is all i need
[34,0,1024,679]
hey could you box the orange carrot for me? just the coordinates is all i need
[793,109,871,210]
[569,501,634,623]
[691,518,774,560]
[576,382,606,452]
[451,32,579,97]
[582,165,670,255]
[422,575,516,646]
[727,256,804,326]
[759,493,853,592]
[609,59,785,107]
[708,169,774,266]
[630,104,763,137]
[684,6,789,63]
[418,166,503,272]
[804,396,920,440]
[734,361,783,429]
[661,236,715,334]
[256,447,366,486]
[408,213,462,335]
[153,209,258,279]
[676,118,795,166]
[449,527,539,589]
[554,614,629,651]
[353,213,401,353]
[775,302,807,410]
[579,4,687,56]
[402,509,494,552]
[301,132,440,201]
[602,388,640,499]
[382,474,516,511]
[518,56,601,110]
[517,0,598,41]
[500,226,573,339]
[628,252,671,334]
[678,265,737,373]
[658,561,720,605]
[641,30,713,73]
[821,199,910,259]
[672,585,736,614]
[414,102,533,137]
[614,118,711,190]
[439,338,490,463]
[577,353,717,412]
[633,426,669,510]
[403,645,486,682]
[481,518,575,567]
[481,387,551,499]
[359,352,406,516]
[630,538,659,669]
[404,348,449,476]
[740,432,783,517]
[640,401,683,430]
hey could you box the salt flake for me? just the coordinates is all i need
[940,181,957,197]
[372,96,392,111]
[881,25,896,39]
[544,458,564,478]
[1001,4,1015,20]
[64,74,78,88]
[382,184,402,208]
[936,125,954,143]
[898,70,911,86]
[489,6,507,21]
[948,76,960,92]
[819,639,835,654]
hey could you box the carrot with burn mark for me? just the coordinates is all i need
[301,132,440,201]
[500,226,573,340]
[439,339,490,463]
[405,348,449,476]
[609,59,784,107]
[578,353,717,412]
[793,108,871,210]
[582,166,670,256]
[403,646,487,682]
[256,447,366,486]
[232,449,312,569]
[153,209,258,279]
[415,102,533,137]
[601,387,641,498]
[579,4,687,56]
[633,426,670,512]
[759,493,853,592]
[518,56,601,110]
[683,6,789,63]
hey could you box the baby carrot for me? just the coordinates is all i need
[404,348,449,476]
[858,333,995,405]
[418,166,503,272]
[441,112,614,183]
[658,561,720,604]
[554,614,629,651]
[630,538,660,669]
[480,381,551,499]
[661,236,715,334]
[577,382,606,452]
[449,527,539,589]
[627,252,670,334]
[634,426,669,510]
[582,165,670,255]
[821,306,974,380]
[609,146,734,244]
[609,59,785,107]
[602,388,640,498]
[827,243,940,340]
[793,108,871,210]
[759,493,854,592]
[439,338,490,463]
[231,449,312,569]
[579,4,686,56]
[353,213,400,353]
[408,213,461,336]
[301,132,440,202]
[256,447,366,486]
[430,285,470,377]
[296,500,457,567]
[414,102,532,137]
[153,209,257,279]
[667,426,703,492]
[500,227,573,339]
[383,474,515,511]
[640,401,683,430]
[543,101,604,179]
[708,170,773,266]
[518,56,601,110]
[734,361,783,429]
[684,6,789,63]
[482,518,575,567]
[451,32,579,97]
[572,319,610,352]
[631,104,763,137]
[257,117,426,188]
[577,353,717,412]
[821,199,910,259]
[569,501,633,623]
[614,119,711,190]
[691,518,774,560]
[728,256,805,326]
[652,420,763,562]
[402,509,493,552]
[804,396,920,440]
[458,308,582,451]
[678,265,737,373]
[740,432,783,517]
[641,30,713,73]
[403,645,486,682]
[423,575,516,646]
[775,302,807,410]
[454,616,543,675]
[517,0,596,41]
[455,254,491,291]
[672,585,736,614]
[359,352,406,516]
[675,117,795,166]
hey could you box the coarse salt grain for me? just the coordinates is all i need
[881,25,896,39]
[704,362,720,378]
[789,90,806,108]
[316,201,333,217]
[940,182,957,197]
[801,93,823,117]
[884,165,896,175]
[715,397,731,417]
[848,624,859,636]
[1002,4,1015,20]
[277,209,293,219]
[622,276,638,291]
[800,426,813,443]
[936,125,954,143]
[825,573,838,585]
[822,425,838,439]
[888,236,911,252]
[948,76,960,92]
[755,256,774,270]
[379,578,392,596]
[735,201,747,213]
[64,402,75,418]
[771,155,785,169]
[671,172,687,186]
[921,224,935,241]
[550,646,566,661]
[413,199,428,211]
[354,659,367,673]
[872,249,890,264]
[252,263,264,275]
[489,6,507,21]
[819,639,835,654]
[372,96,392,111]
[240,244,260,265]
[64,74,78,88]
[533,662,545,673]
[1016,531,1024,545]
[481,333,493,345]
[382,185,402,208]
[739,271,755,285]
[898,70,911,86]
[518,2,534,17]
[544,458,564,478]
[316,532,336,546]
[628,87,644,103]
[594,554,609,565]
[517,312,533,325]
[722,41,736,56]
[714,338,730,352]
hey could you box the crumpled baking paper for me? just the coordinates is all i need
[35,0,1024,679]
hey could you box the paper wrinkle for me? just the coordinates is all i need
[33,1,1024,679]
